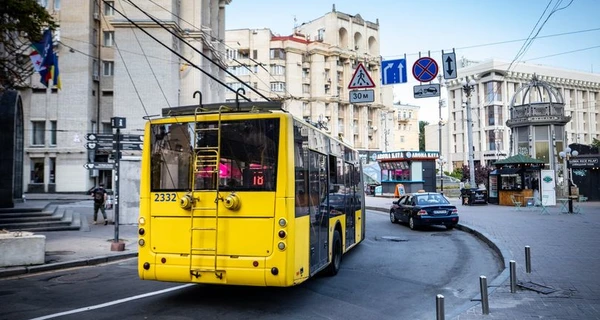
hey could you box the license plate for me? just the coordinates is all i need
[433,210,447,214]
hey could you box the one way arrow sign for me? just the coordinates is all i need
[442,51,457,80]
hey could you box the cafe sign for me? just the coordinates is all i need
[569,157,599,168]
[376,151,440,160]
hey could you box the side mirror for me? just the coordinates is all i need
[392,200,398,205]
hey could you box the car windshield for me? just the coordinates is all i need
[416,194,449,205]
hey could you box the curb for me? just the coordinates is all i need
[0,252,137,279]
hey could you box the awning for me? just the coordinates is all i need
[498,167,521,175]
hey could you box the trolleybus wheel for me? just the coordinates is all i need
[326,229,342,276]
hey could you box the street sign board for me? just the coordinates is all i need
[85,133,113,142]
[442,51,457,79]
[111,117,126,129]
[84,141,113,150]
[413,84,441,99]
[83,162,115,170]
[412,57,439,82]
[118,134,144,142]
[349,89,375,103]
[348,63,376,89]
[115,142,143,151]
[381,59,407,85]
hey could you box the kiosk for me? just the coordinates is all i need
[487,154,544,206]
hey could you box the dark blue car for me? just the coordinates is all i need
[390,192,459,230]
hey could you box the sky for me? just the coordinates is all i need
[225,0,600,123]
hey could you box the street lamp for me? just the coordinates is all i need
[461,78,477,189]
[559,147,578,213]
[437,156,447,194]
[494,127,503,161]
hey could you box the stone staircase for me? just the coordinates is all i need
[0,204,81,232]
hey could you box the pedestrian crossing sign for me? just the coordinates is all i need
[348,63,376,89]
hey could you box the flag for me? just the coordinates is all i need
[29,29,61,89]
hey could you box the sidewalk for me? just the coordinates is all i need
[2,194,600,319]
[366,195,600,320]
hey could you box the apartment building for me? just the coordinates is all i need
[440,59,600,172]
[224,6,394,155]
[24,0,229,193]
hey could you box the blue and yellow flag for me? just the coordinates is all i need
[29,29,61,89]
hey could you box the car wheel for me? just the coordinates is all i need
[390,211,397,223]
[446,224,455,230]
[409,217,416,230]
[325,229,342,276]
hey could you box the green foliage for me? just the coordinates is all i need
[592,138,600,149]
[0,0,57,41]
[461,164,492,187]
[418,121,429,151]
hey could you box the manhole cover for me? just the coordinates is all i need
[46,251,76,256]
[52,272,102,283]
[376,236,408,242]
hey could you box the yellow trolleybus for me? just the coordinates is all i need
[138,101,365,287]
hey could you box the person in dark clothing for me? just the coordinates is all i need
[91,183,108,225]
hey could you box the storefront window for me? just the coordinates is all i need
[501,174,522,190]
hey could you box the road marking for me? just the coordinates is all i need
[29,284,194,319]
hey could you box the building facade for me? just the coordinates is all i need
[24,0,230,193]
[224,6,395,154]
[441,59,600,173]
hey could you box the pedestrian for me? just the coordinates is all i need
[91,183,108,225]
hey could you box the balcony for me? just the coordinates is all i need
[506,102,571,128]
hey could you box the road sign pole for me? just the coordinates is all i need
[114,128,120,244]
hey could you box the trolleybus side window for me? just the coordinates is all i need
[150,123,194,191]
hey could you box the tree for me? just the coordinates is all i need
[461,164,492,188]
[0,0,57,91]
[418,121,429,151]
[592,138,600,149]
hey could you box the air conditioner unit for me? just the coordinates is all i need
[93,75,99,81]
[93,12,99,20]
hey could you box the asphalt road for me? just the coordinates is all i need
[1,210,502,320]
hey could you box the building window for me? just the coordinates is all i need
[303,84,310,94]
[302,68,309,79]
[270,82,285,92]
[270,64,285,75]
[103,31,114,47]
[269,48,286,60]
[32,121,45,146]
[54,0,60,10]
[50,120,57,146]
[487,105,495,126]
[31,158,44,183]
[485,81,502,104]
[104,1,114,15]
[103,61,114,76]
[49,158,56,184]
[317,28,325,41]
[226,49,238,60]
[37,0,47,8]
[252,50,258,59]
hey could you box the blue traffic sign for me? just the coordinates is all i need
[412,57,439,82]
[381,59,407,85]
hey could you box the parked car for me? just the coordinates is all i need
[389,191,459,230]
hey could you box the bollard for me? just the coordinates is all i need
[510,260,517,293]
[436,294,445,320]
[480,276,489,315]
[525,246,531,273]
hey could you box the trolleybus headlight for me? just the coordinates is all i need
[143,262,150,270]
[271,267,279,275]
[138,217,146,225]
[278,230,286,239]
[223,193,241,210]
[138,228,145,235]
[278,242,286,250]
[138,239,145,246]
[278,218,287,227]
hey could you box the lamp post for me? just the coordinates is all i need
[461,78,477,189]
[559,147,578,213]
[438,75,446,186]
[437,156,447,194]
[494,127,503,161]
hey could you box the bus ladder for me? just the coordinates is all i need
[189,105,231,279]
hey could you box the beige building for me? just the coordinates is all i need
[224,6,395,153]
[437,59,600,171]
[387,103,420,152]
[24,0,230,193]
